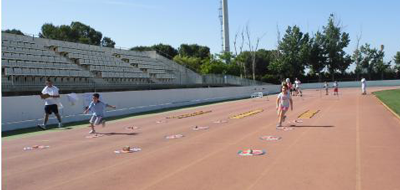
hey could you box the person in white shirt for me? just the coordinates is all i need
[324,82,329,95]
[361,78,367,95]
[333,81,339,96]
[37,79,62,130]
[295,78,302,96]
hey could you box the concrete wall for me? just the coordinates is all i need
[2,79,400,132]
[2,85,280,131]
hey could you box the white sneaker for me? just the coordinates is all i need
[89,130,96,134]
[37,124,46,130]
[58,123,63,128]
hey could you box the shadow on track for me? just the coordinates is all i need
[290,125,334,128]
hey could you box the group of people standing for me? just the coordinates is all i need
[323,81,339,96]
[323,78,368,96]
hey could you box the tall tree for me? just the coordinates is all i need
[359,43,383,80]
[394,51,400,72]
[321,14,351,80]
[245,24,265,81]
[374,45,390,79]
[268,25,310,79]
[233,28,246,78]
[3,29,24,35]
[308,32,327,76]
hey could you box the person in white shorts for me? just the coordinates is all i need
[83,93,116,134]
[37,79,62,130]
[361,78,367,95]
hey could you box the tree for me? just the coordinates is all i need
[3,29,24,35]
[245,23,265,80]
[151,44,178,59]
[321,14,351,80]
[352,30,363,80]
[235,51,252,78]
[173,55,203,73]
[359,43,388,80]
[130,46,153,51]
[199,54,241,75]
[200,57,226,75]
[129,44,178,59]
[101,37,115,48]
[394,51,400,73]
[374,45,390,79]
[40,23,59,39]
[268,25,310,80]
[233,28,246,78]
[70,22,102,45]
[178,44,210,60]
[39,21,115,47]
[308,32,327,76]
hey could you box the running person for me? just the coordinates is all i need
[276,84,293,128]
[295,78,302,96]
[37,79,62,130]
[83,93,116,134]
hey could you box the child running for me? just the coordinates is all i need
[83,93,116,134]
[276,84,293,128]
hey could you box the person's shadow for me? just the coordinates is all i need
[290,125,334,128]
[97,132,138,136]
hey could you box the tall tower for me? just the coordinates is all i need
[219,0,230,53]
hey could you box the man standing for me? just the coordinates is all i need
[37,79,62,130]
[361,78,367,95]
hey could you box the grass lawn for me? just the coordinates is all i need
[373,89,400,117]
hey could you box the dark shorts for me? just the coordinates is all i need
[44,104,59,115]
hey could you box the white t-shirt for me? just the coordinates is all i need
[277,92,291,107]
[42,86,60,105]
[295,80,301,88]
[361,78,366,88]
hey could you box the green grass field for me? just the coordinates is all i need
[374,89,400,117]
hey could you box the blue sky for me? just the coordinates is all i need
[2,0,400,63]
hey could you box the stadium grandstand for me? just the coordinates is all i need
[1,32,265,96]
